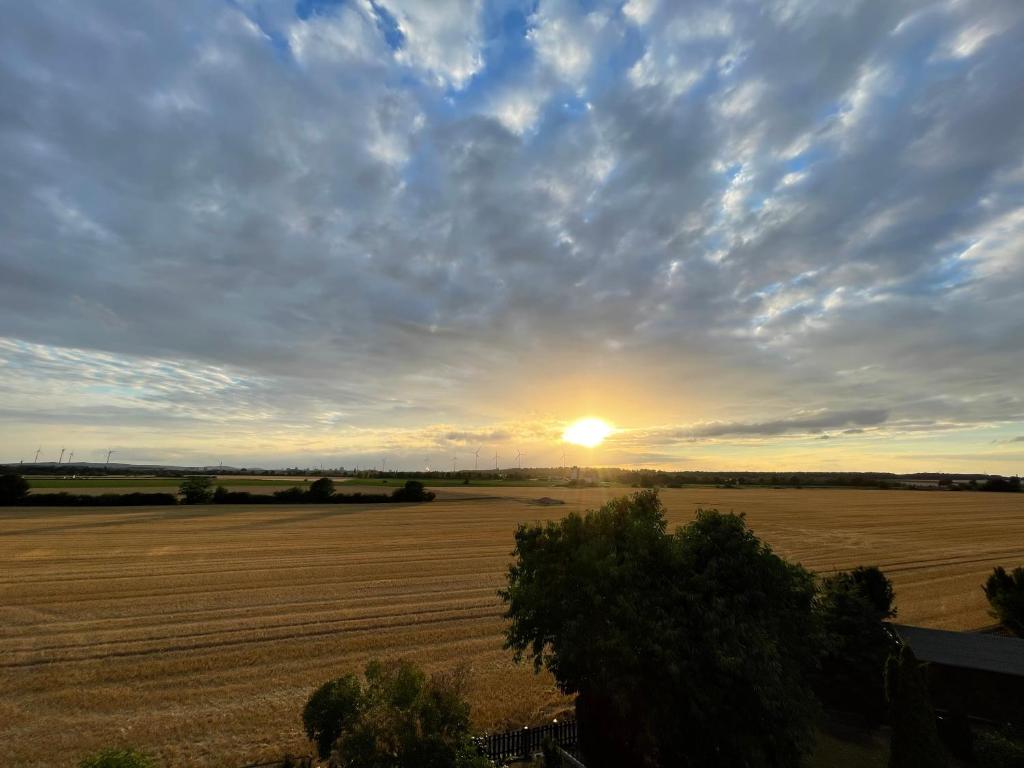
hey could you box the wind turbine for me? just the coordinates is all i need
[57,447,65,465]
[34,448,41,464]
[474,448,480,470]
[105,450,115,469]
[452,456,457,472]
[515,450,523,469]
[382,456,388,473]
[494,451,499,470]
[424,456,430,472]
[67,451,74,465]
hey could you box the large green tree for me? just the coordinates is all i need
[501,491,820,768]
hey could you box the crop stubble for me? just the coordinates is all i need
[1,487,1021,767]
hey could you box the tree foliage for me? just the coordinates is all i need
[78,749,155,768]
[885,645,951,768]
[309,476,336,501]
[0,473,30,505]
[303,674,364,760]
[178,475,214,504]
[816,566,898,717]
[390,480,435,502]
[500,490,820,768]
[303,659,489,768]
[983,566,1024,637]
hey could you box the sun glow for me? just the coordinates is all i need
[562,417,613,448]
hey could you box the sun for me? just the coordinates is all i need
[562,417,613,448]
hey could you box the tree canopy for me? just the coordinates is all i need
[178,475,214,504]
[501,490,820,768]
[815,566,898,717]
[984,566,1024,637]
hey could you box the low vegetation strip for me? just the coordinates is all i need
[0,474,435,506]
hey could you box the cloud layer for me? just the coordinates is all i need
[1,0,1022,470]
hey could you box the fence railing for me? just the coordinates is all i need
[475,720,578,761]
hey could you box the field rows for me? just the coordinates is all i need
[2,487,1022,767]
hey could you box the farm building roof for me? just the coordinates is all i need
[891,624,1024,678]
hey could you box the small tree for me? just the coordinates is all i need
[984,566,1024,637]
[302,674,364,760]
[308,477,336,501]
[816,566,898,717]
[0,473,30,505]
[78,749,155,768]
[304,659,488,768]
[886,644,950,768]
[178,475,214,504]
[391,480,435,502]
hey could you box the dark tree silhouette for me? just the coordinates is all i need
[984,566,1024,637]
[501,491,819,768]
[0,473,30,505]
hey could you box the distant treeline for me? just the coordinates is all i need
[0,474,435,506]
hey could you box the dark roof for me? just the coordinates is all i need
[891,624,1024,677]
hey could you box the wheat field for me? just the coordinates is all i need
[2,487,1022,767]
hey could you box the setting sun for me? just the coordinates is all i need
[562,417,614,448]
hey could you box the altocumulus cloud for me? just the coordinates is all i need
[0,0,1023,470]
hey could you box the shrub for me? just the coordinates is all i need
[78,748,155,768]
[0,473,30,505]
[983,566,1024,637]
[178,475,214,504]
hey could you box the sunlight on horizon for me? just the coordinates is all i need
[562,418,614,448]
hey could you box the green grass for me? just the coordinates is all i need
[27,477,303,489]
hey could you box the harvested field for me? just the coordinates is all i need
[1,487,1022,767]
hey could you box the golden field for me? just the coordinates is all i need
[2,486,1022,767]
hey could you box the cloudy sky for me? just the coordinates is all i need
[1,0,1023,472]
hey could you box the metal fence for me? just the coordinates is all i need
[475,720,578,762]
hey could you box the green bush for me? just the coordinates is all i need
[78,748,155,768]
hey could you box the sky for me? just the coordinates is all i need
[1,0,1023,473]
